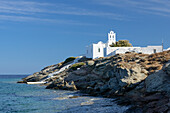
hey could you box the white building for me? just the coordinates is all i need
[86,30,163,59]
[167,47,170,51]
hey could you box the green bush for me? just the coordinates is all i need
[70,62,85,70]
[63,57,76,64]
[110,40,133,47]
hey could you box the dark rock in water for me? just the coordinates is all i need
[17,81,26,83]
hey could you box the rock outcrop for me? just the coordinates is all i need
[122,61,170,113]
[18,50,170,113]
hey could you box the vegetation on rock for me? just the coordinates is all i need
[70,62,85,70]
[110,40,133,47]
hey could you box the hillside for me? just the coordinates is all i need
[18,50,170,113]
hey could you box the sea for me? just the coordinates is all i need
[0,75,129,113]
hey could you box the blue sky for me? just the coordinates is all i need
[0,0,170,74]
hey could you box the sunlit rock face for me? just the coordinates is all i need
[19,50,170,113]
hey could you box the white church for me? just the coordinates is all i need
[86,30,163,59]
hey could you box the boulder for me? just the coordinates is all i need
[65,81,77,91]
[145,62,170,93]
[86,60,95,66]
[46,80,77,91]
[46,80,65,89]
[107,78,120,92]
[120,65,147,85]
[164,61,170,75]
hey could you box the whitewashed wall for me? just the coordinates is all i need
[92,41,105,59]
[106,47,141,56]
[106,46,162,57]
[141,46,162,54]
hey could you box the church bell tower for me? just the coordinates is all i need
[108,30,116,46]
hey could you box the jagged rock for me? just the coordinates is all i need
[18,51,170,113]
[145,62,170,93]
[164,61,170,75]
[105,70,115,78]
[92,68,105,76]
[141,68,149,75]
[94,82,104,91]
[23,74,48,82]
[65,81,77,90]
[46,80,77,91]
[78,56,92,62]
[72,69,87,75]
[107,78,120,92]
[46,80,65,89]
[99,84,109,93]
[64,73,79,82]
[120,65,147,85]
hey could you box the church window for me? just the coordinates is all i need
[98,48,100,52]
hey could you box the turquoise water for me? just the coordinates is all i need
[0,75,128,113]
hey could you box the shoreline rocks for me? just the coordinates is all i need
[18,50,170,113]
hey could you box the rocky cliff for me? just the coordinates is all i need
[18,50,170,113]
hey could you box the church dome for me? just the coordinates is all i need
[97,41,104,44]
[110,30,114,34]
